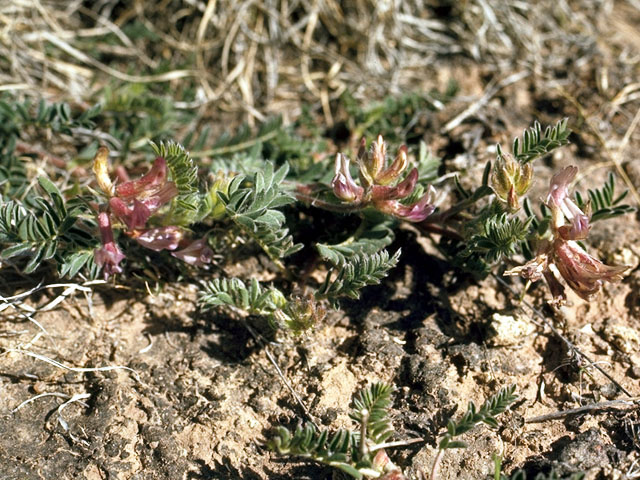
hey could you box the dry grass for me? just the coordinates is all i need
[1,0,630,129]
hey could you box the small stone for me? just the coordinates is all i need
[487,312,536,347]
[599,318,640,354]
[629,354,640,379]
[599,382,618,400]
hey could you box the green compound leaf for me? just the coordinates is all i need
[317,249,401,301]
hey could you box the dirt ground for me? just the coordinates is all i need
[2,1,640,479]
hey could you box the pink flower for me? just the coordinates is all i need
[547,166,591,240]
[171,238,213,266]
[376,185,436,222]
[506,165,628,302]
[94,212,125,278]
[109,197,151,231]
[134,226,184,251]
[328,135,436,221]
[371,168,418,201]
[357,136,409,187]
[552,239,627,300]
[115,157,169,199]
[331,153,363,202]
[107,158,178,231]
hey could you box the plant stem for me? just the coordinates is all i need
[359,408,369,459]
[190,128,280,158]
[295,191,365,214]
[425,194,482,224]
[415,222,463,241]
[430,449,445,480]
[368,437,424,453]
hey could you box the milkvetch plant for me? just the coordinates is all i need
[0,96,634,325]
[91,145,214,278]
[504,166,628,303]
[269,382,409,480]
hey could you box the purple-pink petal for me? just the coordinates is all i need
[372,168,418,201]
[547,165,577,208]
[109,197,152,231]
[332,153,363,202]
[135,226,184,251]
[94,212,125,278]
[116,157,168,199]
[553,239,628,300]
[171,238,213,266]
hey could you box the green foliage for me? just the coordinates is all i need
[150,141,207,225]
[317,250,401,301]
[574,172,635,221]
[342,84,458,143]
[270,424,361,478]
[0,153,28,200]
[208,152,269,177]
[0,177,99,276]
[0,96,101,140]
[221,163,302,266]
[269,383,398,479]
[462,211,532,263]
[501,118,571,164]
[416,140,442,183]
[199,277,286,318]
[197,117,282,158]
[192,116,326,179]
[0,97,102,201]
[439,385,517,450]
[349,382,394,445]
[99,83,190,153]
[316,218,396,266]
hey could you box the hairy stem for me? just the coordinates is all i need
[430,449,445,480]
[295,191,365,214]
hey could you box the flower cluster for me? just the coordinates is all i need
[331,135,436,222]
[490,153,533,212]
[505,166,627,302]
[92,147,213,278]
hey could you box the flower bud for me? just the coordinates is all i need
[208,171,231,221]
[507,185,519,212]
[332,153,363,202]
[279,294,326,334]
[376,145,409,185]
[92,147,114,196]
[369,134,387,180]
[94,212,125,278]
[491,153,533,209]
[357,135,386,188]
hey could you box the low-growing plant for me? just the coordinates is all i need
[269,382,408,479]
[1,94,635,328]
[431,385,518,480]
[0,93,634,480]
[269,383,518,479]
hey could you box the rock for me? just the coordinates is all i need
[487,312,536,347]
[599,318,640,354]
[555,428,617,475]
